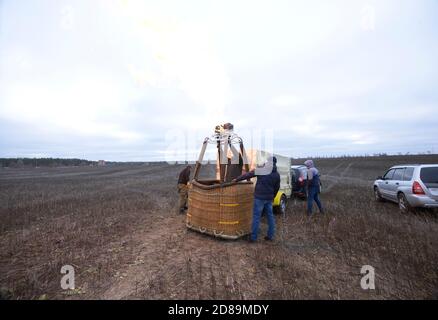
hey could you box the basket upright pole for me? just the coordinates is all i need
[240,141,250,174]
[193,138,208,181]
[217,140,224,183]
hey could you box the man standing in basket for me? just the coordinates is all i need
[232,156,280,242]
[177,165,191,214]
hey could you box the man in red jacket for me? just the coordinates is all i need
[177,165,191,214]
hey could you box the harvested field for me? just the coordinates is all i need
[1,155,437,299]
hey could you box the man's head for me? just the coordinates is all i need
[255,156,277,175]
[267,156,277,165]
[304,159,314,168]
[186,165,191,170]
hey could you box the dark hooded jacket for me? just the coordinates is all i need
[304,159,321,188]
[178,166,191,185]
[235,159,281,201]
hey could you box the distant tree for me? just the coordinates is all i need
[0,158,95,168]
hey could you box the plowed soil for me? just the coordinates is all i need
[1,156,437,299]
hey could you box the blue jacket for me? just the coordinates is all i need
[235,164,281,201]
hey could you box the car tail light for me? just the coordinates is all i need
[412,181,425,195]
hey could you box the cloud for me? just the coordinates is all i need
[1,75,144,142]
[103,1,231,123]
[0,0,437,160]
[270,95,301,108]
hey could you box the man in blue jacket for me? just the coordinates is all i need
[233,156,280,242]
[304,159,323,216]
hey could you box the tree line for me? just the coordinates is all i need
[0,158,96,168]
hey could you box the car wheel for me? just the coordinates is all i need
[398,193,411,213]
[275,194,287,215]
[374,186,383,202]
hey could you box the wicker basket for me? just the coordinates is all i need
[186,180,254,239]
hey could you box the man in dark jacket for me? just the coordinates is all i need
[177,165,191,214]
[304,159,323,215]
[233,156,280,242]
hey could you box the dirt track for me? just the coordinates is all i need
[1,157,437,299]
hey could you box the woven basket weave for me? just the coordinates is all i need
[186,180,254,239]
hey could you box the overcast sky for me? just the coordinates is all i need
[1,0,437,161]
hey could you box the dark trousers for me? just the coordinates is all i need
[307,186,323,214]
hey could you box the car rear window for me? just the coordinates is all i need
[392,168,404,180]
[420,167,438,183]
[403,167,414,181]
